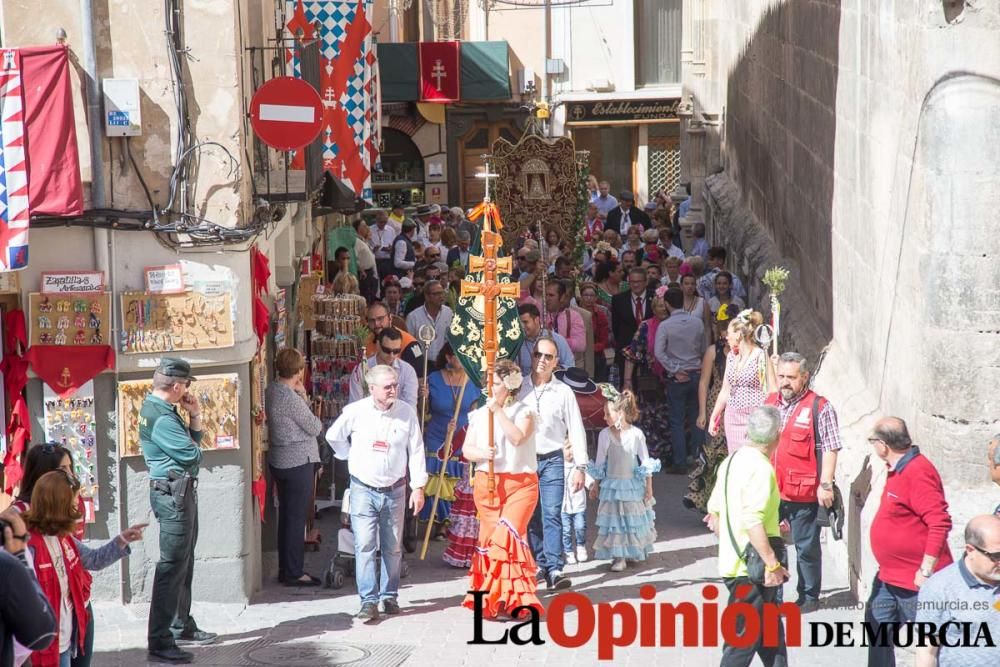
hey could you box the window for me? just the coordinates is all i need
[635,0,682,87]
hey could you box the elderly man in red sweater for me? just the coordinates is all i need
[865,416,953,667]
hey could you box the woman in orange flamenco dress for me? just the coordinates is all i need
[460,359,544,620]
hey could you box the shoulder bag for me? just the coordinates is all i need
[723,453,787,584]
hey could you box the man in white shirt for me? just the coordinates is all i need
[326,365,426,622]
[405,280,453,360]
[593,180,618,217]
[519,337,587,591]
[370,210,398,280]
[348,328,418,407]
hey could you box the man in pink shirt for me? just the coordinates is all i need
[545,280,585,354]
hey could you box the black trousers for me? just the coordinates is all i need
[271,462,315,580]
[721,577,788,667]
[148,485,199,651]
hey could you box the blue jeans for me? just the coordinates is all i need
[780,501,822,603]
[561,511,586,552]
[666,371,703,466]
[865,575,918,667]
[59,650,71,667]
[349,477,406,605]
[528,453,565,579]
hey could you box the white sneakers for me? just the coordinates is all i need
[564,551,577,565]
[610,558,627,572]
[576,545,589,563]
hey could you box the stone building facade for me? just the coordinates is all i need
[686,0,1000,597]
[0,0,320,603]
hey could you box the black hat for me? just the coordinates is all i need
[415,204,432,217]
[554,367,597,394]
[156,357,196,381]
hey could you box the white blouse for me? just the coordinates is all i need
[470,402,537,474]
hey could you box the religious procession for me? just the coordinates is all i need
[1,2,998,667]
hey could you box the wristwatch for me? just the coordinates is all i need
[575,465,588,472]
[765,561,783,573]
[820,481,833,491]
[919,567,933,578]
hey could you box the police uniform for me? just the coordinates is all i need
[141,358,215,663]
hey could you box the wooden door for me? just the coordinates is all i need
[459,121,519,208]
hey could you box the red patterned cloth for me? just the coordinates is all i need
[24,345,114,399]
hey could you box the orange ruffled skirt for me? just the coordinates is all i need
[461,471,544,618]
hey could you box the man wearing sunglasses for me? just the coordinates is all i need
[363,302,424,379]
[519,337,588,591]
[866,417,953,667]
[915,514,1000,667]
[140,358,217,663]
[349,328,418,407]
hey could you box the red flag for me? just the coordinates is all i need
[24,344,114,399]
[419,41,460,103]
[19,45,84,216]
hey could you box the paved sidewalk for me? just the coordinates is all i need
[92,473,868,666]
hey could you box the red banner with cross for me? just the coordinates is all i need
[419,41,460,103]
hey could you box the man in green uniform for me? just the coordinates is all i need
[141,358,217,664]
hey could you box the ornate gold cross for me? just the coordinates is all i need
[460,227,519,502]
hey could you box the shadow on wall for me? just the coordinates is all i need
[723,0,841,339]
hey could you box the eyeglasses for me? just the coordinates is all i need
[971,544,1000,563]
[867,437,883,445]
[533,351,556,361]
[380,345,402,356]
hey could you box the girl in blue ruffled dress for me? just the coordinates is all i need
[589,385,660,572]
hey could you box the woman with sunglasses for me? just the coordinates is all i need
[21,470,144,667]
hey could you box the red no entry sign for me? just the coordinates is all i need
[249,77,323,151]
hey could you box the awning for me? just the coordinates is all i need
[377,41,510,103]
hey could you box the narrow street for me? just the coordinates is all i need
[92,472,867,666]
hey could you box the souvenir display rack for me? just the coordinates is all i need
[119,291,235,353]
[29,292,111,346]
[43,382,99,521]
[117,373,240,457]
[308,294,367,420]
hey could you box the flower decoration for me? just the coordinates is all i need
[762,266,790,297]
[655,285,669,299]
[717,303,733,321]
[501,369,523,392]
[598,382,620,402]
[734,308,753,324]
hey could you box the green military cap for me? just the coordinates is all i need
[156,357,196,381]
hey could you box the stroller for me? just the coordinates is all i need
[324,488,411,589]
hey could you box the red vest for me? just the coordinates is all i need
[765,390,827,503]
[28,532,92,667]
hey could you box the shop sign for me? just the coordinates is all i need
[565,98,682,125]
[41,271,104,293]
[144,264,186,294]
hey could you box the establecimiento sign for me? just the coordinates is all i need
[565,98,682,125]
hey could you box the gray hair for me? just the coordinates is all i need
[457,230,471,242]
[746,406,782,448]
[449,206,465,219]
[365,364,398,388]
[778,352,810,374]
[152,371,179,391]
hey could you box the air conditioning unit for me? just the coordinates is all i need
[587,78,614,93]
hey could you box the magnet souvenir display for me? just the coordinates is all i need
[43,382,99,520]
[117,373,240,457]
[119,290,235,353]
[29,292,111,346]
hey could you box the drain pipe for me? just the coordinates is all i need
[80,0,126,603]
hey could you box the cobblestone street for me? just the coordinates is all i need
[92,473,869,666]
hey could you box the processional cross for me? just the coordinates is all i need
[462,156,519,503]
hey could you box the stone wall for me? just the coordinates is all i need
[695,0,1000,597]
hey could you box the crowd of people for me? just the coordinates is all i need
[3,185,998,667]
